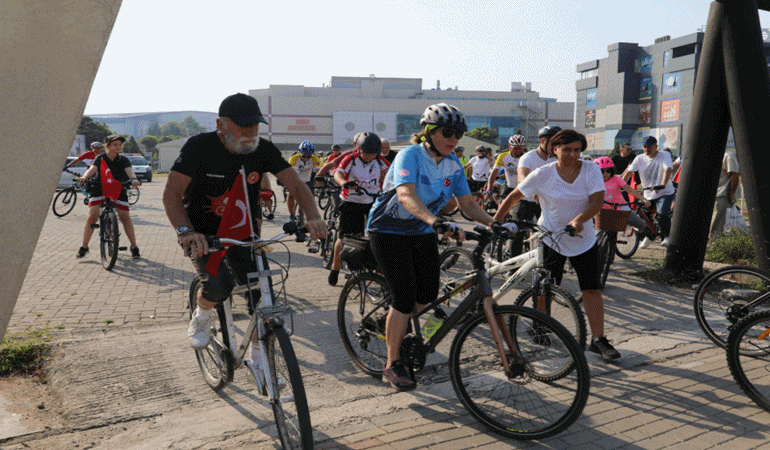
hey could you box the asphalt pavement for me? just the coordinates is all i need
[2,179,770,449]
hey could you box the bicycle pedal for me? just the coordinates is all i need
[308,248,319,253]
[118,246,128,251]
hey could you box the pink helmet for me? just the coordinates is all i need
[595,156,614,169]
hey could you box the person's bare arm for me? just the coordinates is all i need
[275,167,326,240]
[456,194,495,226]
[517,166,531,185]
[728,172,740,203]
[494,188,524,222]
[569,191,604,234]
[163,171,209,257]
[124,166,140,188]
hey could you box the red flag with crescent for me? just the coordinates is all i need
[100,159,122,201]
[206,170,254,276]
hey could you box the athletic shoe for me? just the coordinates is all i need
[131,246,141,259]
[188,308,214,349]
[328,269,339,286]
[76,247,89,258]
[639,237,653,249]
[265,212,274,220]
[661,238,670,246]
[589,336,621,360]
[382,360,416,391]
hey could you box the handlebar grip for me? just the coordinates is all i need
[565,225,577,237]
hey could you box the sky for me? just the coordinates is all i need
[83,0,770,115]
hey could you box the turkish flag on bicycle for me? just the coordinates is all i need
[100,159,122,201]
[205,167,255,276]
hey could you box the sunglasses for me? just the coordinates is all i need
[439,128,463,140]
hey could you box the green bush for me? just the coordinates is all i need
[705,228,757,265]
[0,328,51,376]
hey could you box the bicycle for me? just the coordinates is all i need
[337,224,590,439]
[726,309,770,412]
[189,223,313,449]
[89,180,133,271]
[694,265,770,349]
[614,186,674,259]
[260,189,278,219]
[317,180,342,267]
[52,169,91,217]
[439,221,587,349]
[595,201,633,289]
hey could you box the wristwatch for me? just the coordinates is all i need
[176,225,192,235]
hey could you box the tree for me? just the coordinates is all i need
[160,121,184,138]
[182,115,206,136]
[122,135,141,154]
[147,122,161,137]
[140,135,159,150]
[78,116,114,145]
[466,126,498,144]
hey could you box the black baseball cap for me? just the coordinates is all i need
[219,93,268,127]
[643,136,658,146]
[103,135,126,144]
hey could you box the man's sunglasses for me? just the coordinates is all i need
[439,128,463,140]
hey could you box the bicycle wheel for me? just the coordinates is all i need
[52,188,77,217]
[514,284,587,350]
[323,227,337,270]
[100,210,120,271]
[726,310,770,412]
[317,187,329,210]
[615,224,640,259]
[127,188,140,205]
[597,232,613,289]
[189,277,233,391]
[337,271,390,377]
[438,247,479,321]
[267,326,313,450]
[694,265,770,349]
[449,305,590,440]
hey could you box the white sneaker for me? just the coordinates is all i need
[639,237,653,249]
[188,307,214,349]
[661,238,670,246]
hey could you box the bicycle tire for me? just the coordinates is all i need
[323,227,337,270]
[337,271,390,377]
[449,304,590,440]
[597,232,613,289]
[100,210,120,271]
[317,187,329,210]
[52,188,77,217]
[726,309,770,412]
[269,190,278,215]
[127,188,140,205]
[514,284,587,350]
[694,265,770,349]
[268,326,313,450]
[614,224,640,259]
[438,247,479,321]
[189,276,233,391]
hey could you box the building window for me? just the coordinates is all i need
[579,68,598,79]
[672,43,697,58]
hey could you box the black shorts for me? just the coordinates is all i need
[542,243,601,291]
[339,202,372,236]
[191,246,261,307]
[469,179,486,192]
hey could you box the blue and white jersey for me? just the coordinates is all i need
[367,144,471,235]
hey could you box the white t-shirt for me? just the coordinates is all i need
[468,156,492,181]
[627,151,675,200]
[517,161,605,256]
[493,152,520,188]
[518,149,555,202]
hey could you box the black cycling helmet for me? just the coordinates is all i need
[331,143,341,151]
[419,103,468,133]
[538,125,562,138]
[356,132,382,154]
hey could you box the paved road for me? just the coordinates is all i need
[3,180,770,449]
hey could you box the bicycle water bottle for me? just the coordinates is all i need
[423,313,444,338]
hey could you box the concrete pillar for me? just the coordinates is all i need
[0,0,122,341]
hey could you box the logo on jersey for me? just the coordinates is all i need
[247,171,260,184]
[399,168,410,177]
[444,178,451,187]
[206,190,230,217]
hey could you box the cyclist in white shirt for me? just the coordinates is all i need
[486,134,527,198]
[463,145,494,192]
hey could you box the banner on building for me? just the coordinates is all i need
[662,72,682,95]
[639,77,652,100]
[639,102,651,124]
[660,99,680,123]
[585,110,596,128]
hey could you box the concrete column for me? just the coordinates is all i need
[0,0,122,341]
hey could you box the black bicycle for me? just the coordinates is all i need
[89,180,133,271]
[52,169,91,217]
[726,309,770,412]
[337,224,590,439]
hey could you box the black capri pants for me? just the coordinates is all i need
[338,201,372,236]
[369,232,440,315]
[542,243,601,291]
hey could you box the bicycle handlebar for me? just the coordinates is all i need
[343,182,380,199]
[205,221,309,251]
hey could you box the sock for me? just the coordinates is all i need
[250,344,261,369]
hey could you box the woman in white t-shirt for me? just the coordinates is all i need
[493,129,620,361]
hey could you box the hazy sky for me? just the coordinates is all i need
[83,0,770,115]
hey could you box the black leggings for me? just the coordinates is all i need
[542,243,601,291]
[369,232,440,315]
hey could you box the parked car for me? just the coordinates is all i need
[125,154,152,182]
[58,157,88,189]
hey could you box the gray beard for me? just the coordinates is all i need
[225,132,258,155]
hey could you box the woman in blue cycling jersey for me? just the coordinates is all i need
[366,103,496,391]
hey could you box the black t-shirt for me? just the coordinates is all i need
[383,150,397,164]
[612,153,636,176]
[93,153,131,183]
[171,132,291,235]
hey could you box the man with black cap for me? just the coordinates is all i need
[622,136,675,247]
[163,93,325,357]
[75,134,142,259]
